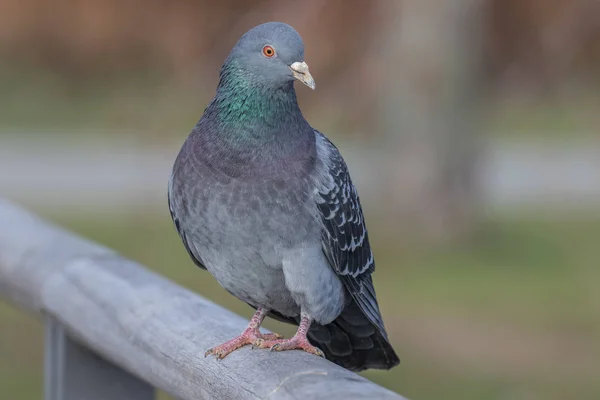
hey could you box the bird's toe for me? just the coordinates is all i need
[204,347,217,358]
[265,336,324,358]
[260,332,283,340]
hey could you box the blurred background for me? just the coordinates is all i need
[1,0,599,399]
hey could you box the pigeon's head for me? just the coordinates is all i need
[224,22,315,90]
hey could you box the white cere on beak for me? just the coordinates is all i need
[289,61,315,90]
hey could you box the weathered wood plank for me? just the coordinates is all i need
[0,199,407,400]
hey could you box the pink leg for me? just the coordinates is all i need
[254,313,324,357]
[204,307,283,359]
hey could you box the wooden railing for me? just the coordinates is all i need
[0,199,407,400]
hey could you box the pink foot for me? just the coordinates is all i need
[254,335,325,357]
[205,328,283,359]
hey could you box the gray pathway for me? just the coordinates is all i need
[1,133,599,212]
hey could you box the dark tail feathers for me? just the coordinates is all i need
[306,301,400,372]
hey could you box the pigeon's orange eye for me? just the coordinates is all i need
[262,45,275,58]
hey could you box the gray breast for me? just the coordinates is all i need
[168,144,319,316]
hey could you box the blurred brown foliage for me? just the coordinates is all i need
[486,0,600,96]
[0,0,373,80]
[0,0,598,95]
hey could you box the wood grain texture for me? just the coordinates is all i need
[0,199,407,400]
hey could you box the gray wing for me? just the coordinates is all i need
[168,174,207,270]
[315,131,388,338]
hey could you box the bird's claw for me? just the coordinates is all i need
[256,336,325,357]
[251,332,283,349]
[314,348,325,357]
[204,347,221,358]
[205,330,285,358]
[270,342,324,357]
[260,332,284,340]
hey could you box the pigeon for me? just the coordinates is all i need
[168,21,399,371]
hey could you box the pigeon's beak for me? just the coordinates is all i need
[289,61,315,90]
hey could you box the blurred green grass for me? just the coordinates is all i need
[1,209,599,400]
[1,66,598,140]
[0,65,201,136]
